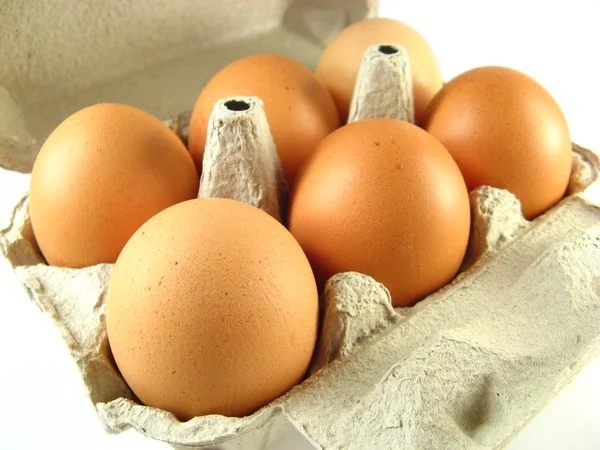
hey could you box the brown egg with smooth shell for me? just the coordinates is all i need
[188,54,340,183]
[29,103,199,268]
[288,118,470,307]
[106,198,319,420]
[315,18,443,125]
[424,66,572,220]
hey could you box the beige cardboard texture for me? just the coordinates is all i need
[198,96,287,222]
[2,1,600,449]
[0,0,377,172]
[348,43,415,124]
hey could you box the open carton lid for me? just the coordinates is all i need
[0,0,378,172]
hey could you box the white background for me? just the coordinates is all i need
[1,1,600,449]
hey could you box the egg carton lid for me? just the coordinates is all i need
[0,0,378,172]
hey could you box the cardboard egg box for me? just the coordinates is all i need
[2,1,600,449]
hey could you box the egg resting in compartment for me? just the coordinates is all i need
[188,54,340,184]
[424,66,572,220]
[288,118,470,308]
[316,18,443,125]
[29,103,199,268]
[106,198,319,420]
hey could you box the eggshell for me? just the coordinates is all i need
[29,103,199,268]
[315,18,443,124]
[424,66,572,220]
[188,54,340,183]
[288,118,470,307]
[106,197,319,420]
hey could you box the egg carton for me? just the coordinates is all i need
[2,2,600,450]
[3,80,600,450]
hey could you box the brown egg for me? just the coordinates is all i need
[188,54,340,183]
[29,103,199,268]
[315,18,443,124]
[106,198,319,420]
[288,118,470,307]
[424,66,572,219]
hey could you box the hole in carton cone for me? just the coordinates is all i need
[224,100,251,111]
[378,45,399,55]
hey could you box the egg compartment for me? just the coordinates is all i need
[2,77,600,450]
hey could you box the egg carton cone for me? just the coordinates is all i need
[3,4,600,450]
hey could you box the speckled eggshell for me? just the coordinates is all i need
[188,54,340,184]
[288,118,470,307]
[106,198,319,421]
[315,18,443,125]
[424,66,572,220]
[29,103,199,268]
